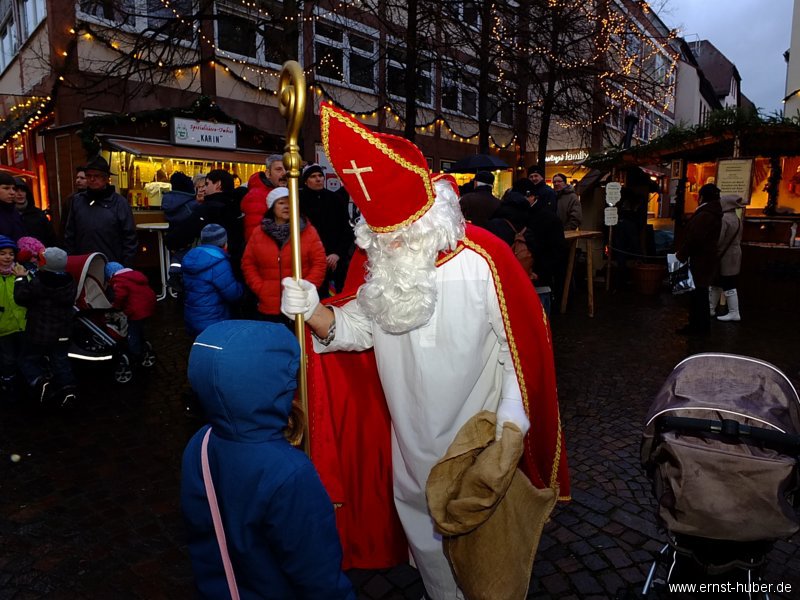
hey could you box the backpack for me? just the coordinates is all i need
[505,219,534,278]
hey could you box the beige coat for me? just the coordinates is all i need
[717,195,745,277]
[556,186,582,230]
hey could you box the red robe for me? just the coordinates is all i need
[306,224,570,569]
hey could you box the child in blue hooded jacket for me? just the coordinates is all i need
[181,224,243,337]
[180,320,354,600]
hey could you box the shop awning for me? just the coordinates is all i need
[104,138,269,165]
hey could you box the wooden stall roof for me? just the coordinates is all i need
[584,110,800,169]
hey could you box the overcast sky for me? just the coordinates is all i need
[659,0,794,115]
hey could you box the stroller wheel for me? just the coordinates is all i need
[114,354,134,384]
[141,342,157,369]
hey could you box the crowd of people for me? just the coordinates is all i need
[1,113,582,597]
[177,104,569,600]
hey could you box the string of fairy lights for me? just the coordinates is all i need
[2,0,678,154]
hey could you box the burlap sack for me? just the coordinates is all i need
[426,411,557,600]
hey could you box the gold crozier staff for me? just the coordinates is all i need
[278,61,309,454]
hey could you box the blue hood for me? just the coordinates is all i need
[181,244,227,274]
[188,320,300,442]
[162,190,197,213]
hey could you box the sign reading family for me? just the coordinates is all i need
[171,118,237,150]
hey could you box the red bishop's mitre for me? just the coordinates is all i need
[321,102,436,232]
[431,173,459,197]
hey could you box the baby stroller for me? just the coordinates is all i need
[65,253,155,384]
[640,353,800,599]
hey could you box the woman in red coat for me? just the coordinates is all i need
[242,187,327,324]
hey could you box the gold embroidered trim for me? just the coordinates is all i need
[321,105,435,233]
[435,243,465,267]
[462,237,564,492]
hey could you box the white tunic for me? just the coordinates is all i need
[313,248,519,599]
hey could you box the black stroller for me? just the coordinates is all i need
[66,252,155,384]
[640,353,800,599]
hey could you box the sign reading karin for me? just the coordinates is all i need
[170,117,237,150]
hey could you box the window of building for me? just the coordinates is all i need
[0,16,17,71]
[487,95,513,126]
[147,0,193,39]
[448,1,481,29]
[19,0,46,39]
[314,19,377,91]
[212,1,286,66]
[386,45,433,107]
[442,68,479,118]
[79,0,137,27]
[79,0,196,42]
[217,4,258,58]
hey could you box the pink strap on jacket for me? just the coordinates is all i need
[201,428,240,600]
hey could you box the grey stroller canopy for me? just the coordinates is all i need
[642,353,800,543]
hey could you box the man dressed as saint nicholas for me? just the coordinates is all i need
[281,102,570,599]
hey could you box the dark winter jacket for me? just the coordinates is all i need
[531,181,557,214]
[181,244,243,337]
[459,186,501,229]
[0,200,25,241]
[13,270,76,346]
[485,192,529,246]
[299,186,354,259]
[108,268,157,321]
[167,191,244,268]
[525,199,566,288]
[181,321,354,600]
[64,186,138,265]
[676,198,722,287]
[162,190,198,230]
[18,203,56,247]
[241,172,275,242]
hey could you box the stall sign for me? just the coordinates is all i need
[544,149,588,165]
[605,182,622,205]
[604,206,619,226]
[171,118,237,150]
[716,158,754,204]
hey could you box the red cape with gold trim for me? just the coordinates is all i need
[305,224,570,570]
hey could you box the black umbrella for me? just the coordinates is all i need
[445,154,509,173]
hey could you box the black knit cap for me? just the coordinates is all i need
[300,163,324,185]
[527,165,545,177]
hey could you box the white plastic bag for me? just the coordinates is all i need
[667,253,695,295]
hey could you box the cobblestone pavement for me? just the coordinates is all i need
[1,285,798,599]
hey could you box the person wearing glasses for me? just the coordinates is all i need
[64,156,137,266]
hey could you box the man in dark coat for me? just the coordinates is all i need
[527,166,557,213]
[64,156,138,266]
[299,163,354,295]
[0,172,25,241]
[459,171,501,229]
[524,187,566,316]
[676,183,723,335]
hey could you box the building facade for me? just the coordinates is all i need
[1,0,684,221]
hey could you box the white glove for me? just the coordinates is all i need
[281,277,320,321]
[495,396,530,440]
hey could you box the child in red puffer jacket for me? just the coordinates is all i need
[105,261,156,368]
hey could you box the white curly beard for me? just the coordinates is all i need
[355,180,465,334]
